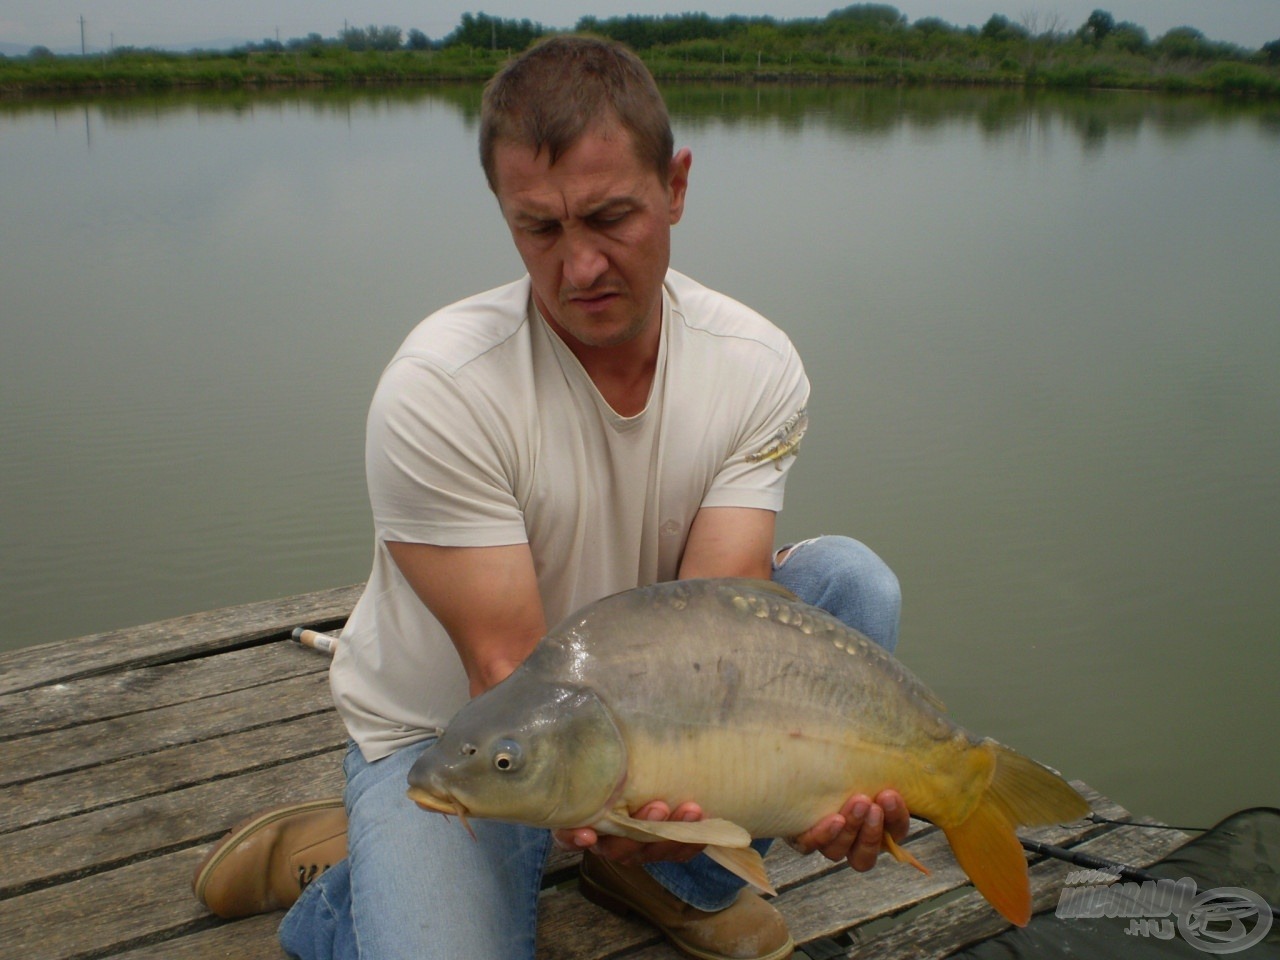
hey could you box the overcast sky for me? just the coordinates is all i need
[2,0,1275,52]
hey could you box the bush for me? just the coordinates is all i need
[1198,62,1280,95]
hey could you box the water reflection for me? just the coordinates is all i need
[5,82,1277,148]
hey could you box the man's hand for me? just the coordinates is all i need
[554,790,908,874]
[791,789,909,872]
[553,801,707,866]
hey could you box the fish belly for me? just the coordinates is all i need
[619,719,944,839]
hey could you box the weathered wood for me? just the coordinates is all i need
[1,750,345,897]
[3,846,213,960]
[1,639,328,737]
[2,711,347,833]
[0,583,361,695]
[108,914,287,960]
[3,671,335,785]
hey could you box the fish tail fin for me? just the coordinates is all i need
[943,742,1091,927]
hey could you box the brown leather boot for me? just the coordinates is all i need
[579,852,794,960]
[192,799,347,918]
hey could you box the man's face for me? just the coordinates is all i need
[492,124,690,354]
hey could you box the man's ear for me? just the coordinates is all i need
[668,148,693,225]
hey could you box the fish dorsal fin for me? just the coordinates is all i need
[600,810,752,849]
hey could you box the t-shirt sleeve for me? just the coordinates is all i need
[700,335,811,512]
[364,356,529,547]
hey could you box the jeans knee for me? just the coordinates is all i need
[774,535,901,652]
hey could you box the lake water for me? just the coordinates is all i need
[2,85,1277,833]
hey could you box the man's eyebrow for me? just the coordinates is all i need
[512,195,640,223]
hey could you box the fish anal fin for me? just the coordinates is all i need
[601,811,752,849]
[703,845,776,896]
[943,799,1031,927]
[882,833,929,875]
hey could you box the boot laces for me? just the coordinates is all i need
[297,863,330,890]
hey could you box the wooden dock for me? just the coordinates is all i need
[1,586,1191,960]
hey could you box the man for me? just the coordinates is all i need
[194,36,907,960]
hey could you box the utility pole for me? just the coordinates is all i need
[80,15,86,55]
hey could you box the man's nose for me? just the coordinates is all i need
[561,230,607,289]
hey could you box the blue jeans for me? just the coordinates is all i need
[280,536,900,960]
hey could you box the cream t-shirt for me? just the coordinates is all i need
[331,270,810,761]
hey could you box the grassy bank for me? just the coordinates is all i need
[4,47,1277,98]
[0,46,507,94]
[4,6,1278,99]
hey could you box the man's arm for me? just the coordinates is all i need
[386,541,546,697]
[677,506,776,580]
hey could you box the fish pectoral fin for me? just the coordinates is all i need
[882,833,929,875]
[599,814,775,896]
[601,812,752,849]
[703,844,777,896]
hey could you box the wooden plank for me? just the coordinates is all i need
[0,583,361,695]
[2,671,335,785]
[108,915,288,960]
[848,818,1191,959]
[2,711,347,833]
[3,846,212,960]
[0,640,329,737]
[1,750,345,897]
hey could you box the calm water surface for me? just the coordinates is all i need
[2,85,1277,832]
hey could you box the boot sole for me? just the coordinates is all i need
[192,798,345,904]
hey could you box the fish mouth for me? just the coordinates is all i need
[407,786,478,839]
[407,785,463,816]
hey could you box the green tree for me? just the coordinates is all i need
[911,17,955,36]
[340,25,402,52]
[981,15,1027,42]
[1109,21,1149,54]
[1081,9,1115,46]
[825,5,907,30]
[1156,26,1208,60]
[443,13,545,51]
[287,33,327,52]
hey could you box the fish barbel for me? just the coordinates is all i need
[407,578,1089,926]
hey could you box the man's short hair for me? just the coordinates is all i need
[480,35,674,192]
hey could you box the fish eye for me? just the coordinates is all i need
[492,739,523,773]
